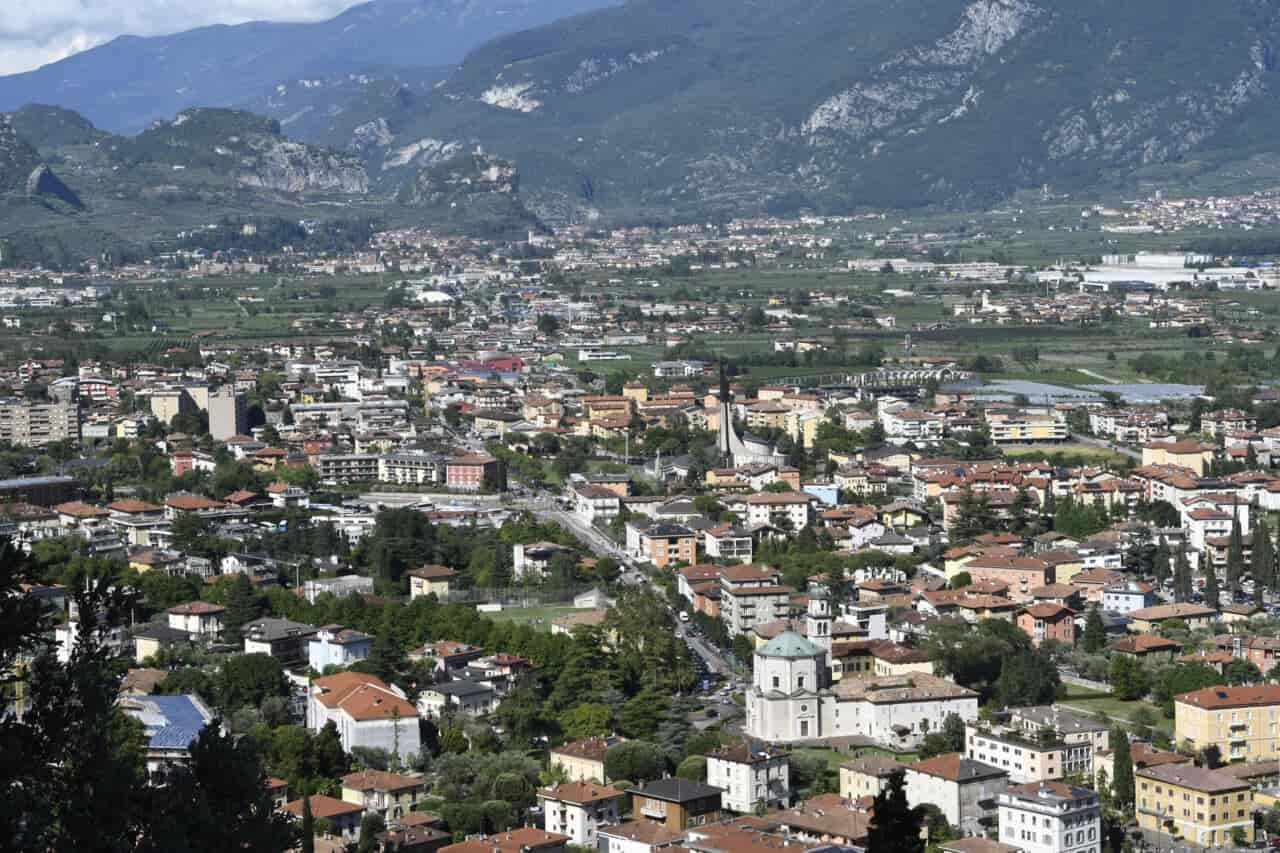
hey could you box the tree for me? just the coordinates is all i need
[217,653,288,713]
[1226,514,1245,595]
[604,741,669,784]
[144,723,296,853]
[364,609,406,683]
[300,793,314,853]
[1173,546,1193,603]
[1081,605,1107,654]
[1112,728,1134,813]
[918,713,966,759]
[994,648,1060,708]
[1108,654,1148,701]
[1152,536,1171,586]
[1203,552,1220,609]
[1253,516,1276,592]
[676,756,707,782]
[1152,663,1221,717]
[560,703,613,740]
[866,770,925,853]
[1225,658,1262,685]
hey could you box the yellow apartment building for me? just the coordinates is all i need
[1135,764,1253,847]
[1175,684,1280,763]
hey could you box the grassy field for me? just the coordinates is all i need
[483,604,581,631]
[1060,684,1171,735]
[1002,444,1134,466]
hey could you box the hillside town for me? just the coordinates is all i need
[3,244,1280,853]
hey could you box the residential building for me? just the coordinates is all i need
[704,524,753,563]
[166,601,225,638]
[306,672,421,763]
[903,753,1008,837]
[840,754,905,800]
[241,617,317,664]
[1135,764,1253,847]
[718,564,794,638]
[1174,684,1280,764]
[1127,603,1217,633]
[1102,581,1157,614]
[308,625,374,672]
[630,522,697,569]
[1016,603,1075,647]
[417,679,497,718]
[340,770,425,822]
[407,565,459,600]
[208,386,248,441]
[596,821,684,853]
[997,781,1101,853]
[0,398,79,446]
[550,735,620,784]
[539,782,623,847]
[117,693,216,778]
[744,492,813,531]
[439,828,568,853]
[705,742,789,814]
[446,454,502,491]
[574,484,621,524]
[281,795,364,843]
[629,778,723,830]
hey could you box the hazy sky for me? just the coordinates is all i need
[0,1,361,75]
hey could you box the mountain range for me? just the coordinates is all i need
[5,0,1280,240]
[0,0,619,133]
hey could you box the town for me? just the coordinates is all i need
[4,200,1280,853]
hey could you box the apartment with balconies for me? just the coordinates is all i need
[1136,764,1253,848]
[1174,684,1280,764]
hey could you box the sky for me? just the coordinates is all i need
[0,1,361,75]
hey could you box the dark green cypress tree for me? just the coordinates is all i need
[1112,728,1135,812]
[1226,514,1245,595]
[1082,605,1107,654]
[1203,550,1221,610]
[1152,536,1171,586]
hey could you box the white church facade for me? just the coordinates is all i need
[745,586,979,746]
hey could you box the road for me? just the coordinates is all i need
[1075,367,1121,384]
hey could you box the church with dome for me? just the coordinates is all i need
[744,585,979,746]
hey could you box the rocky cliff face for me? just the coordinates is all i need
[237,140,369,194]
[26,164,84,209]
[0,118,40,192]
[399,151,519,206]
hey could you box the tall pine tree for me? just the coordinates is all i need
[1226,513,1245,595]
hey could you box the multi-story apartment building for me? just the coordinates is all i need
[997,781,1101,853]
[207,386,247,440]
[378,452,444,486]
[987,409,1069,444]
[538,782,622,847]
[718,564,794,637]
[1175,684,1280,764]
[446,453,502,491]
[627,521,697,569]
[1136,764,1253,847]
[965,711,1105,786]
[315,453,381,483]
[0,398,78,446]
[705,742,789,814]
[744,491,813,531]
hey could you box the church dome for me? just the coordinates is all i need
[758,630,822,659]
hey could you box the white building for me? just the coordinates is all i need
[744,492,813,531]
[745,586,978,746]
[306,672,421,763]
[705,742,790,814]
[903,753,1008,837]
[308,625,373,672]
[538,782,622,847]
[166,601,225,638]
[997,781,1101,853]
[574,484,621,524]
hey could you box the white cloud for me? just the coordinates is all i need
[0,1,361,75]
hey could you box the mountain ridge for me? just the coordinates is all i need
[0,0,621,133]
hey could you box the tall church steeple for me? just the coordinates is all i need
[806,583,833,676]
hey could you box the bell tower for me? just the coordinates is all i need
[806,583,833,677]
